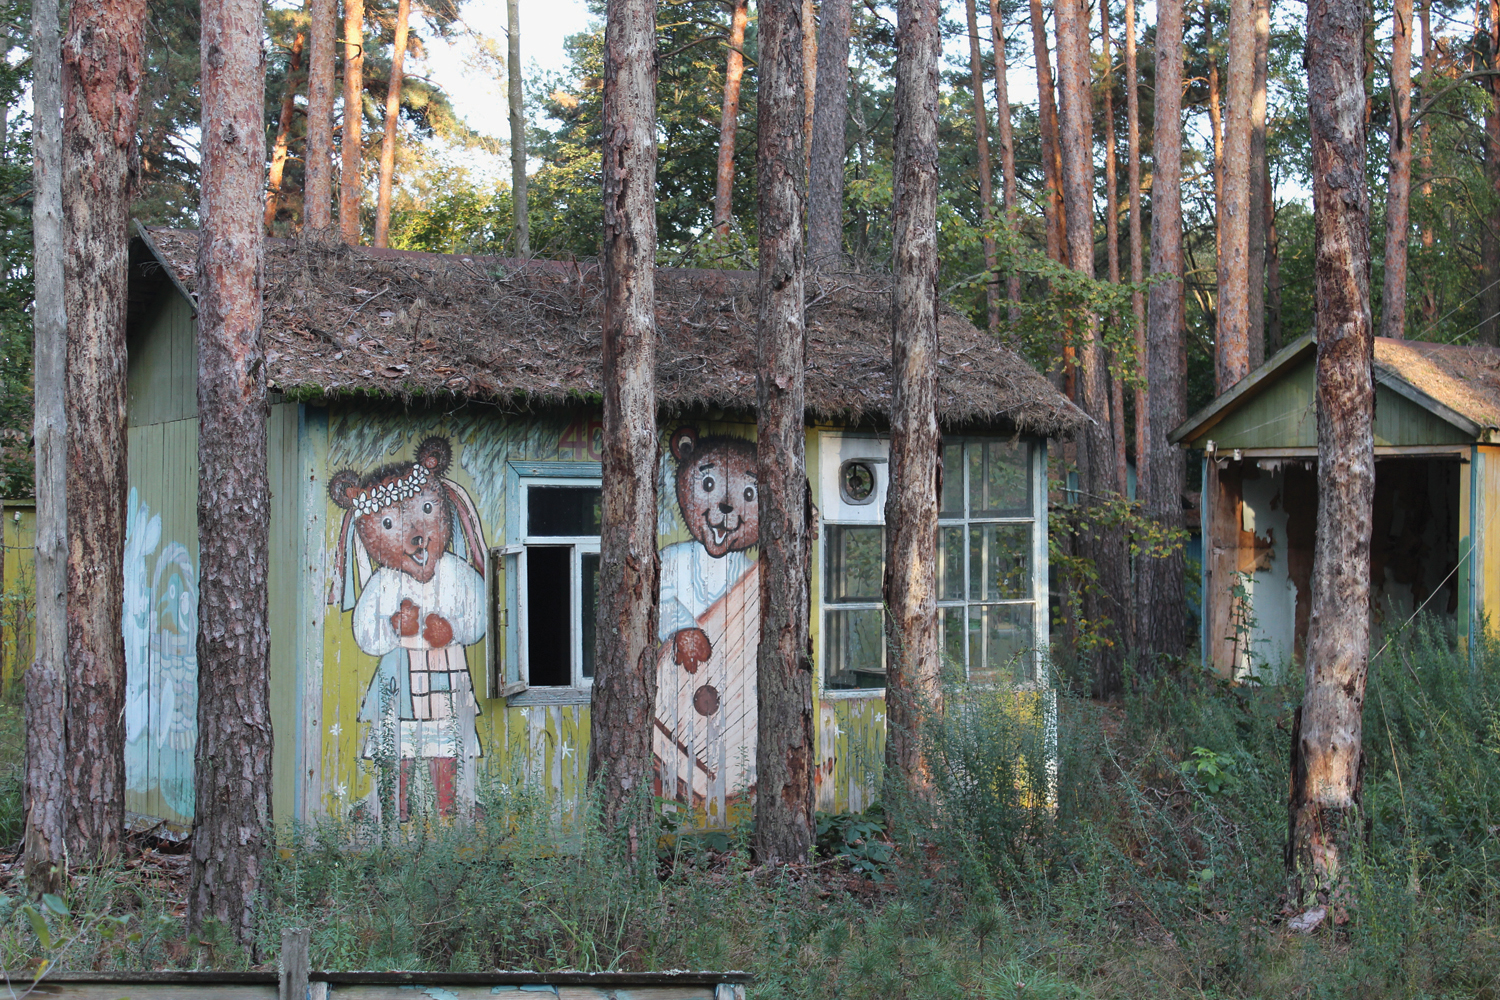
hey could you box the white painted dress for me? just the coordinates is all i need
[353,550,486,760]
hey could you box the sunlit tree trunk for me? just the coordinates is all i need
[807,0,851,263]
[338,0,364,243]
[883,0,942,804]
[1102,0,1126,492]
[1058,0,1130,691]
[1125,0,1147,482]
[372,0,410,248]
[1289,0,1374,906]
[1029,0,1066,266]
[189,0,271,947]
[26,0,68,897]
[966,0,998,330]
[1218,0,1254,391]
[1418,0,1436,327]
[305,0,336,228]
[265,25,307,232]
[1137,0,1186,669]
[589,0,660,858]
[1247,0,1270,366]
[1381,0,1413,339]
[60,0,147,859]
[508,0,529,254]
[802,0,817,164]
[1483,0,1500,345]
[752,0,814,863]
[990,12,1021,319]
[713,0,749,235]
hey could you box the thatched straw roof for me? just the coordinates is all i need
[132,228,1083,437]
[1375,337,1500,435]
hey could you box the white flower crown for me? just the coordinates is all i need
[352,464,431,517]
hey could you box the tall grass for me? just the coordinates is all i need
[1,620,1497,998]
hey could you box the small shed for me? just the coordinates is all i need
[118,228,1082,836]
[1171,332,1500,678]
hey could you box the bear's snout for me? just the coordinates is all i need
[717,501,734,514]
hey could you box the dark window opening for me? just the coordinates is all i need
[528,486,601,536]
[527,545,572,686]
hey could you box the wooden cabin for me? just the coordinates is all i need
[118,228,1082,836]
[1171,332,1500,678]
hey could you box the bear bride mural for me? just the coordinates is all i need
[328,437,488,822]
[654,426,761,815]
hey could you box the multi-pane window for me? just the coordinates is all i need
[495,481,601,690]
[821,436,1042,692]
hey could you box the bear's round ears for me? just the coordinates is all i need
[670,426,698,461]
[415,436,452,476]
[328,470,362,510]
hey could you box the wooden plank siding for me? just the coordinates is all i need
[0,501,35,688]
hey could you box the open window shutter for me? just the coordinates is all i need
[489,544,527,698]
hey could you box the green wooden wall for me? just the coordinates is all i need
[1187,358,1472,450]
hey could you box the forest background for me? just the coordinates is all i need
[6,0,1500,498]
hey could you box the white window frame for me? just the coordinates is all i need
[819,434,1049,698]
[492,461,602,702]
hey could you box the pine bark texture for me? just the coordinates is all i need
[1217,0,1253,392]
[589,0,661,857]
[1289,0,1374,904]
[806,0,851,264]
[1057,0,1130,693]
[965,0,998,330]
[989,14,1022,316]
[751,0,814,863]
[264,26,306,232]
[1137,0,1187,668]
[712,0,749,234]
[190,0,272,947]
[1246,0,1270,366]
[1028,0,1067,266]
[26,0,68,895]
[1125,0,1147,482]
[508,0,529,253]
[372,0,410,248]
[1380,0,1413,340]
[801,0,817,161]
[304,0,335,228]
[339,0,364,243]
[1487,0,1500,346]
[60,0,147,860]
[1101,0,1126,492]
[883,0,942,804]
[1418,0,1435,328]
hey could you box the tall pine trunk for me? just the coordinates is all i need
[1029,0,1067,266]
[1381,0,1413,339]
[305,0,336,228]
[807,0,852,263]
[1418,0,1436,327]
[189,0,271,947]
[1483,0,1500,345]
[1205,0,1223,342]
[1057,0,1130,692]
[60,0,147,859]
[713,0,749,235]
[508,0,528,253]
[339,0,364,243]
[1246,0,1270,368]
[26,0,68,896]
[1102,0,1127,492]
[589,0,660,857]
[1289,0,1374,906]
[884,0,942,805]
[752,0,814,863]
[265,25,307,232]
[1218,0,1254,391]
[802,0,817,165]
[990,13,1021,317]
[1125,0,1147,483]
[373,0,411,248]
[1137,0,1187,669]
[966,0,998,330]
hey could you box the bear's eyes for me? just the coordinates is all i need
[382,516,393,530]
[743,486,755,503]
[422,502,433,514]
[701,476,715,493]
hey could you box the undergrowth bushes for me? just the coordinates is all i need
[2,619,1498,998]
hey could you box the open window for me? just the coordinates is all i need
[490,474,601,696]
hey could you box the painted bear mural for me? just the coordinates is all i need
[328,437,488,821]
[654,426,760,813]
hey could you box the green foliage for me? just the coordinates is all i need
[816,806,892,877]
[1181,746,1240,796]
